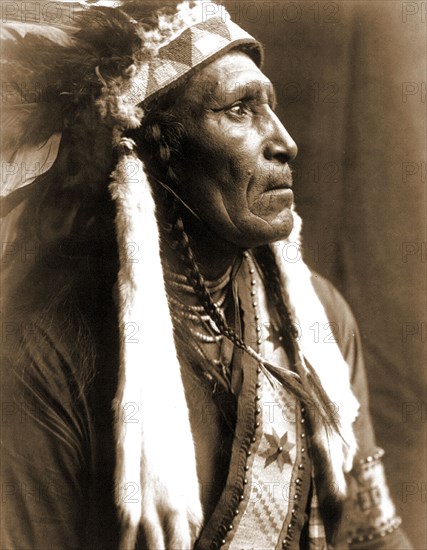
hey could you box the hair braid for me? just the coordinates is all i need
[254,244,342,434]
[253,245,299,350]
[173,215,333,412]
[173,215,247,352]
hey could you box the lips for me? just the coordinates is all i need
[264,188,294,203]
[264,178,293,193]
[253,188,294,219]
[265,165,294,191]
[266,183,292,191]
[263,179,293,198]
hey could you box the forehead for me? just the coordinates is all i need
[181,50,274,106]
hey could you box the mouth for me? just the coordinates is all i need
[254,187,294,218]
[265,165,294,192]
[265,179,293,192]
[262,173,294,207]
[263,187,294,203]
[264,177,293,192]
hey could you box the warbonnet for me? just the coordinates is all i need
[0,1,359,547]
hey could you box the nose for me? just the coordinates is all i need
[263,110,298,163]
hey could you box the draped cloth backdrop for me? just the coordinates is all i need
[228,0,426,545]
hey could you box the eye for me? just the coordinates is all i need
[227,101,249,117]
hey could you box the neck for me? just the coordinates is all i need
[162,208,241,281]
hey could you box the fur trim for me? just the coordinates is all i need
[273,207,359,497]
[136,1,200,53]
[110,138,203,549]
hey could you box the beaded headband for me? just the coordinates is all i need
[122,2,263,106]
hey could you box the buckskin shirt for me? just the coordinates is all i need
[1,238,410,549]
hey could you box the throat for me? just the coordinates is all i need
[176,209,240,280]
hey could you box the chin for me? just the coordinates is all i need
[277,216,295,240]
[233,216,295,249]
[258,209,295,245]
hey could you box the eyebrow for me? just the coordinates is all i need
[208,79,277,109]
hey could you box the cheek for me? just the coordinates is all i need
[181,136,251,204]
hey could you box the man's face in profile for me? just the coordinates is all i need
[173,50,298,248]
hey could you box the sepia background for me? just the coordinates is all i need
[225,0,426,546]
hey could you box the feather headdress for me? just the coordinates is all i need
[1,1,359,547]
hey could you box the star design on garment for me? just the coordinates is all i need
[266,322,283,350]
[261,429,295,471]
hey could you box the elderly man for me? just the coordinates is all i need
[1,1,412,549]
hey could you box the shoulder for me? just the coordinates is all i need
[1,286,93,444]
[310,272,356,328]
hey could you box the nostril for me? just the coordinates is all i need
[275,152,290,164]
[264,142,297,163]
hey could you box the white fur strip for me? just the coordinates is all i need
[272,209,359,494]
[110,141,203,549]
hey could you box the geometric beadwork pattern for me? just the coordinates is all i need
[227,374,298,549]
[227,267,300,549]
[122,9,260,106]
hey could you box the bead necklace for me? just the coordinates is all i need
[164,265,232,295]
[165,267,231,347]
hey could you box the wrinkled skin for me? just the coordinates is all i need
[173,50,298,250]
